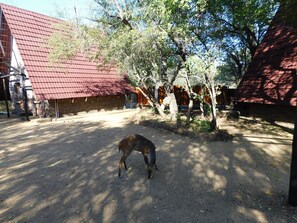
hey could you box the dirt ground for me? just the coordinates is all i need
[0,109,297,223]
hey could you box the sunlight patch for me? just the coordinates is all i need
[133,196,153,211]
[235,166,246,177]
[234,148,253,164]
[48,160,65,167]
[236,206,268,223]
[206,170,227,190]
[103,200,117,222]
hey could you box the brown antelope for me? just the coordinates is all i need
[118,134,158,178]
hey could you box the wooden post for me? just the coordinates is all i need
[289,106,297,206]
[55,99,59,118]
[21,74,30,121]
[2,78,10,118]
[22,86,29,121]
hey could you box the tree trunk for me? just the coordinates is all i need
[206,81,218,130]
[210,100,217,130]
[154,86,159,102]
[168,93,178,121]
[185,74,194,124]
[186,94,193,124]
[161,92,178,121]
[136,87,166,119]
[200,101,205,118]
[288,106,297,206]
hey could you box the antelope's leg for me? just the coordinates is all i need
[118,161,122,178]
[118,155,128,178]
[118,164,122,178]
[118,149,132,177]
[142,153,151,178]
[147,168,152,179]
[154,163,159,171]
[143,155,148,165]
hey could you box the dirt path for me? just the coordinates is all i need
[0,109,296,223]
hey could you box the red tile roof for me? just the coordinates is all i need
[0,3,132,100]
[236,5,297,106]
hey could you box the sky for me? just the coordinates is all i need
[0,0,95,21]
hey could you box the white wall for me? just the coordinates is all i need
[9,36,35,113]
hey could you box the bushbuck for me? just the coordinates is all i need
[118,134,158,178]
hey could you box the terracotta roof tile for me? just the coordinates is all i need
[236,5,297,106]
[0,3,132,100]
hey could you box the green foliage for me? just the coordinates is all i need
[49,0,279,87]
[177,113,212,132]
[47,0,280,128]
[0,101,12,111]
[48,0,279,100]
[47,23,80,63]
[203,0,280,84]
[191,119,212,132]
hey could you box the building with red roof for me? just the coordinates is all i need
[0,3,133,117]
[235,3,297,121]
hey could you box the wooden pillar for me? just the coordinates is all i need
[21,74,29,121]
[55,99,59,118]
[2,78,10,118]
[289,105,297,206]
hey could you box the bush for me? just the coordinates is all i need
[191,119,212,132]
[0,101,12,111]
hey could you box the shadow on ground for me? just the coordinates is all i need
[0,110,296,223]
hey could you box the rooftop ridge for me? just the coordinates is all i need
[236,6,297,106]
[0,3,132,100]
[0,3,64,23]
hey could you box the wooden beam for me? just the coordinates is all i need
[289,106,297,206]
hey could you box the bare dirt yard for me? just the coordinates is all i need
[1,109,297,223]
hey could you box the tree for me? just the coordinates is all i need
[186,47,220,130]
[140,0,220,126]
[48,0,222,126]
[90,0,193,118]
[204,0,279,85]
[216,44,250,85]
[143,0,278,126]
[48,0,279,127]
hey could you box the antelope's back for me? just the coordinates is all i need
[133,134,156,153]
[119,134,156,153]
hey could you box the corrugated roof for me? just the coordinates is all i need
[236,4,297,106]
[0,3,132,100]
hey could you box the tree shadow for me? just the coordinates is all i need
[0,113,296,222]
[265,119,294,135]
